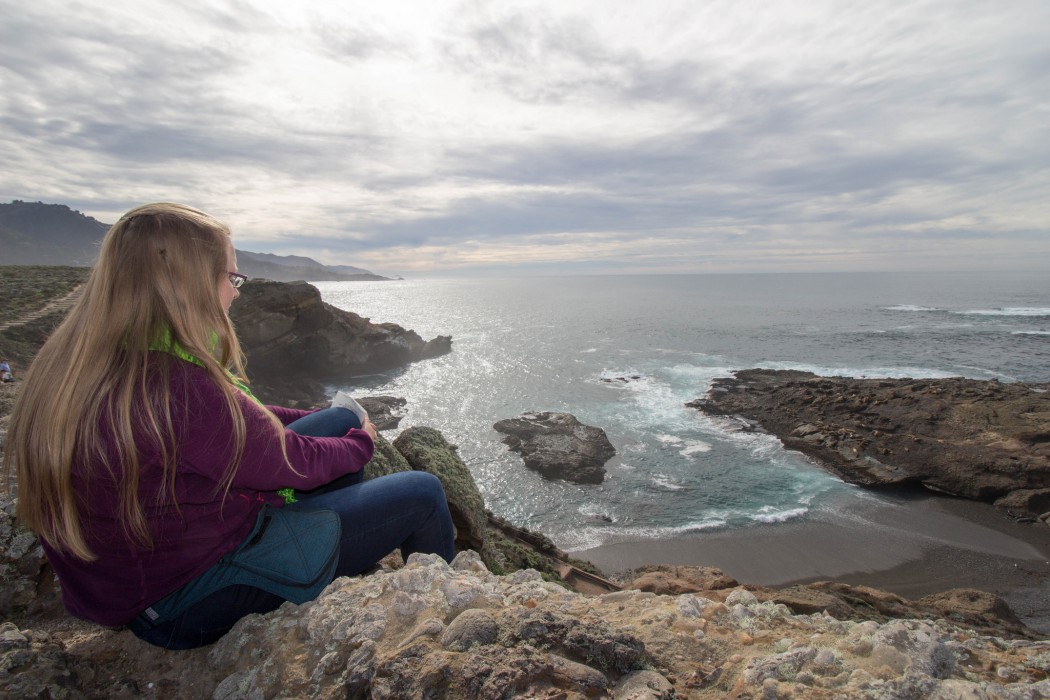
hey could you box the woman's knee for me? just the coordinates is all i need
[394,470,448,504]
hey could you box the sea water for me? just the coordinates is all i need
[312,271,1049,553]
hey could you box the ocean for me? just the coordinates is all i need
[312,271,1050,555]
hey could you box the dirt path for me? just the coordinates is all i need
[0,283,84,333]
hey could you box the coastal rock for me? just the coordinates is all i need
[357,395,407,431]
[230,280,451,406]
[393,427,488,554]
[0,497,54,620]
[3,552,1050,698]
[689,369,1050,517]
[621,565,1035,641]
[493,411,616,484]
[623,564,740,594]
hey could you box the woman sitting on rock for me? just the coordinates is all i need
[2,203,455,649]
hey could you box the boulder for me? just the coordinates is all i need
[623,565,739,595]
[689,370,1050,517]
[3,553,1049,698]
[493,412,616,484]
[357,395,407,431]
[393,427,488,554]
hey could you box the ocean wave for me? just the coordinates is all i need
[558,517,730,552]
[680,440,713,457]
[954,307,1050,317]
[750,506,808,524]
[650,473,686,491]
[884,304,941,312]
[652,433,712,457]
[558,502,813,551]
[1011,330,1050,336]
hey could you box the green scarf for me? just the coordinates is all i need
[150,328,297,504]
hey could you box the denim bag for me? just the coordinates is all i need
[138,505,340,626]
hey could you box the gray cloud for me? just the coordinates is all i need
[1,0,1048,275]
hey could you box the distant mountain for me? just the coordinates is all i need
[0,201,389,281]
[0,201,107,265]
[236,250,387,282]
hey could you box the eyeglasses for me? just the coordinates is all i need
[228,272,248,289]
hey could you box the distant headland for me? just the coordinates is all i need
[0,200,391,282]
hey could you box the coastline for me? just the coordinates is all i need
[573,489,1050,635]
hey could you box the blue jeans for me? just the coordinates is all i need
[130,408,457,649]
[285,405,361,436]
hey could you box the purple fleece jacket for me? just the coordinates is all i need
[41,359,374,627]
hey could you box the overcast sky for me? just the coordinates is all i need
[2,0,1047,276]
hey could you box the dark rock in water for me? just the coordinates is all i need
[358,395,407,431]
[600,374,643,384]
[230,279,451,405]
[493,412,616,484]
[688,369,1050,519]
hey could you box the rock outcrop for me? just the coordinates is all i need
[357,395,406,431]
[3,551,1050,698]
[231,280,451,406]
[4,408,1050,697]
[619,565,1035,641]
[394,427,489,554]
[494,411,617,484]
[689,369,1050,520]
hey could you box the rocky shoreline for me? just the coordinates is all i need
[2,272,1049,697]
[688,369,1050,523]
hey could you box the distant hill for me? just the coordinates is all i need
[236,250,388,282]
[0,201,107,265]
[0,201,389,281]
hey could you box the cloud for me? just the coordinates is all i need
[1,0,1048,275]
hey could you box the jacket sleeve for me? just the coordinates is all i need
[266,405,313,426]
[174,368,374,491]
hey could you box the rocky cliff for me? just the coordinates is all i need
[4,547,1050,698]
[689,369,1050,522]
[230,280,452,406]
[3,422,1050,698]
[4,277,1050,697]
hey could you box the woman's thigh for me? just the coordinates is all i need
[287,471,456,575]
[285,406,361,437]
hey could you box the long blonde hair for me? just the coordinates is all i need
[3,203,281,560]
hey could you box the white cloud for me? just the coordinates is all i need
[1,0,1047,275]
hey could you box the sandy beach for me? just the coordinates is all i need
[573,489,1050,635]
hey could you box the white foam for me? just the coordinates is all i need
[655,433,683,445]
[751,506,809,524]
[955,307,1050,317]
[651,473,686,491]
[1013,330,1050,336]
[679,440,713,457]
[581,348,598,353]
[558,517,730,551]
[885,304,941,312]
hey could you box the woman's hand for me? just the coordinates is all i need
[362,420,377,441]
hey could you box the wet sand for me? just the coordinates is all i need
[573,489,1050,635]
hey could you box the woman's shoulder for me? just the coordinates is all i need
[150,353,225,400]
